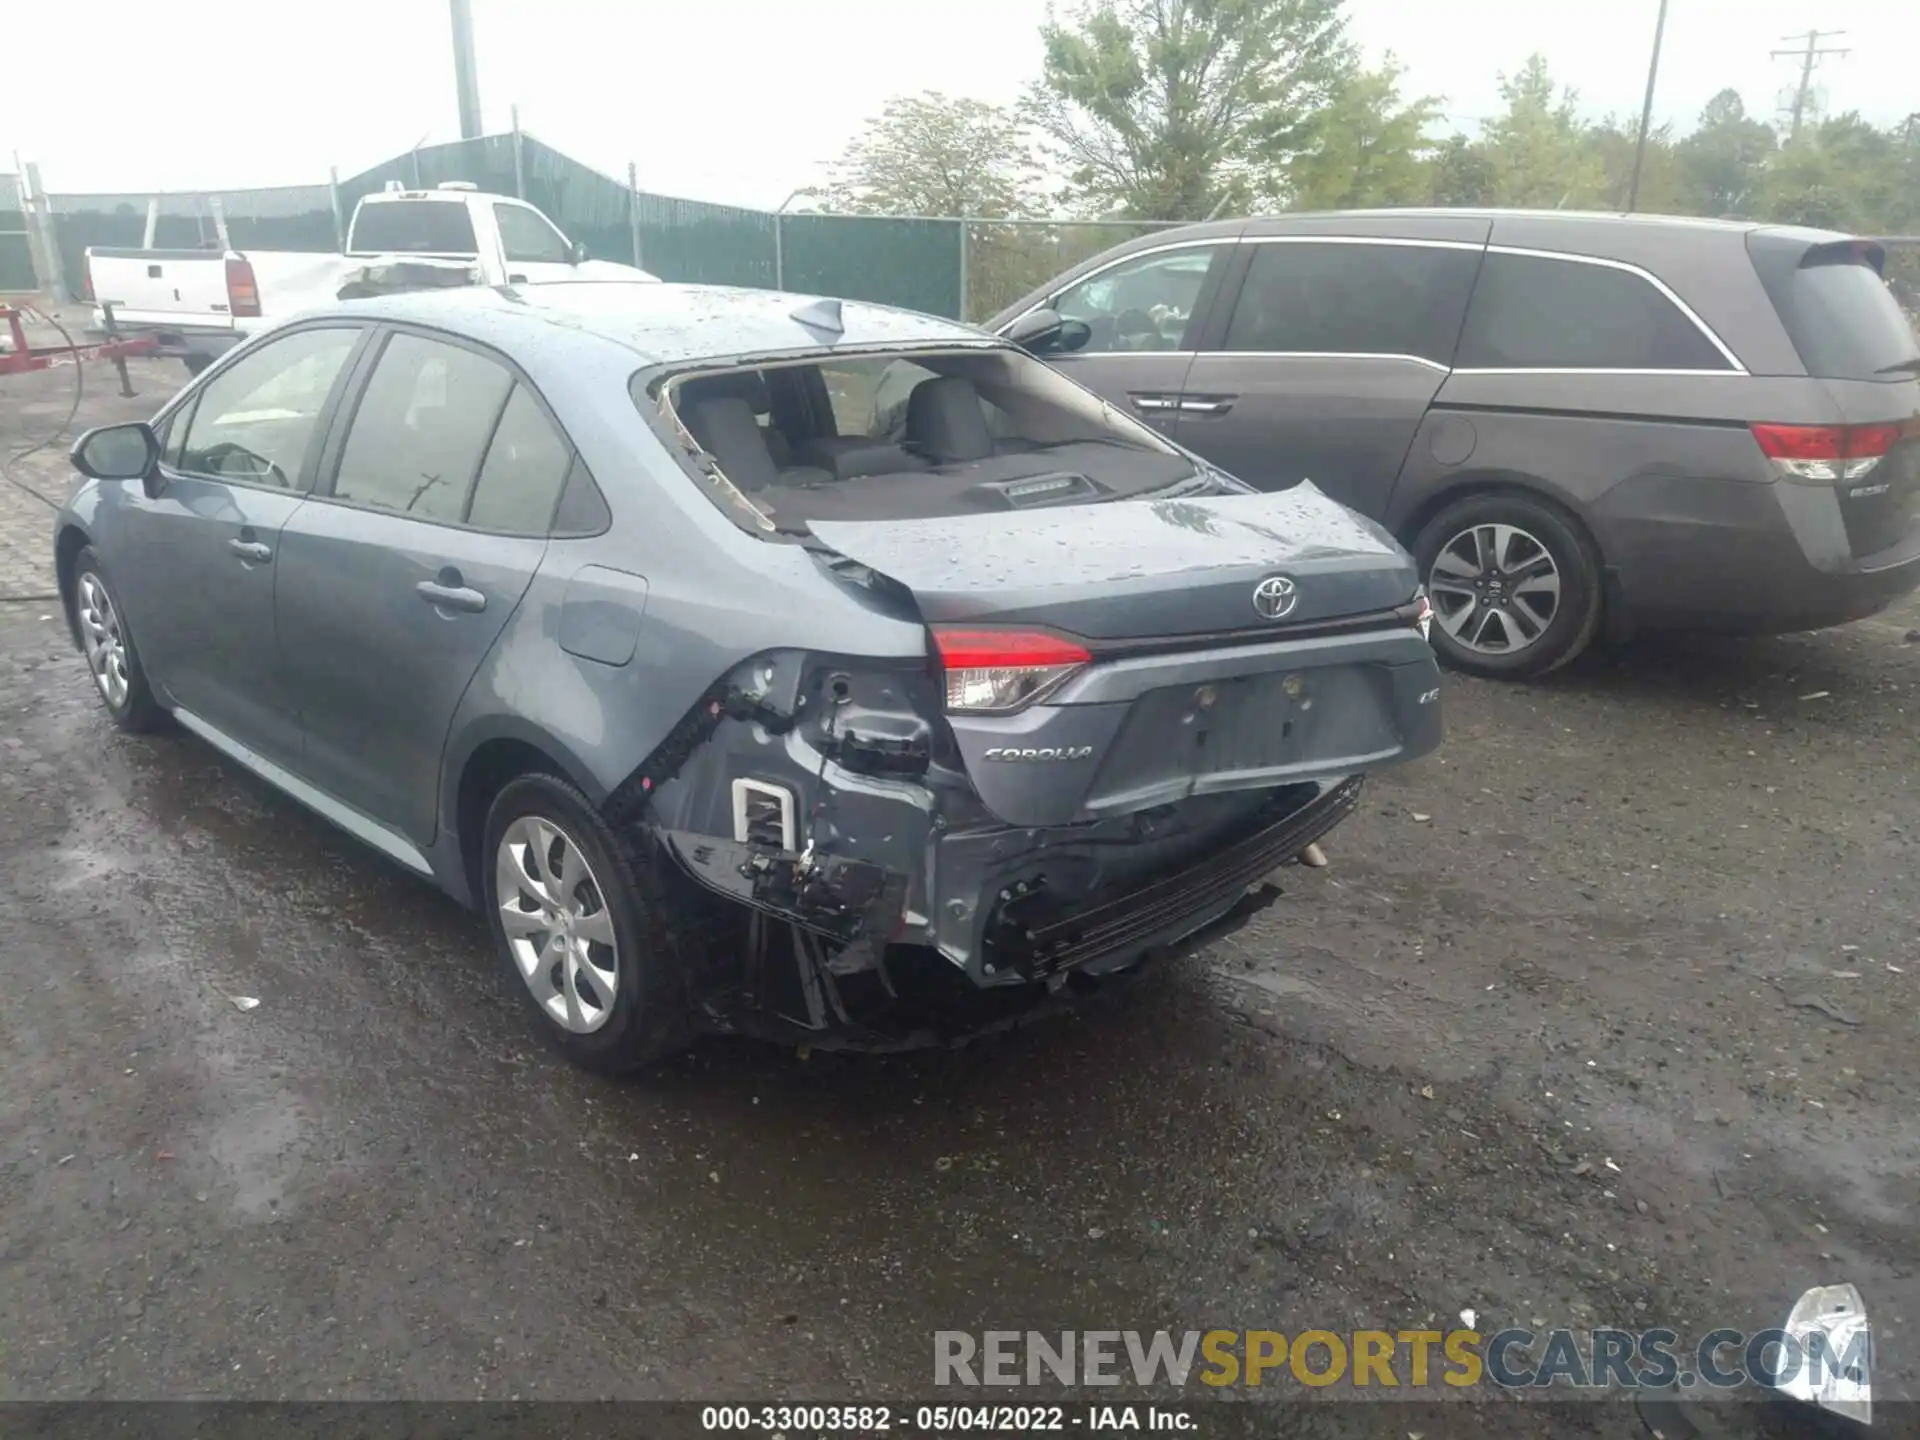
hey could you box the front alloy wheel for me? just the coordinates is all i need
[77,571,131,709]
[71,548,164,731]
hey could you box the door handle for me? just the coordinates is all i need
[507,272,528,284]
[416,580,487,614]
[1179,396,1236,416]
[227,539,272,563]
[1127,393,1180,413]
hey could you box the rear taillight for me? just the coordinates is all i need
[224,255,261,318]
[1750,420,1915,483]
[932,626,1091,714]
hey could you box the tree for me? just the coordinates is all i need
[1427,135,1497,205]
[1286,56,1442,210]
[1477,53,1606,208]
[817,93,1044,219]
[1024,0,1353,221]
[1586,116,1684,212]
[1674,89,1776,217]
[1755,112,1901,233]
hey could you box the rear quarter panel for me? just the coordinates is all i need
[1390,373,1847,622]
[434,333,929,843]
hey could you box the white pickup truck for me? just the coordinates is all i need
[85,182,656,373]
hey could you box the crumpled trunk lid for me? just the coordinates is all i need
[812,487,1440,828]
[807,485,1417,639]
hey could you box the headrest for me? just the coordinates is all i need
[905,375,995,464]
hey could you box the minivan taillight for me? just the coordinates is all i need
[932,627,1091,714]
[224,255,261,318]
[1750,420,1916,483]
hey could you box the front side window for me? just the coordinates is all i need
[1224,242,1480,365]
[331,334,513,522]
[494,204,572,265]
[176,326,361,489]
[1052,246,1223,353]
[1455,252,1732,371]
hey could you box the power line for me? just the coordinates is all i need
[1770,28,1849,143]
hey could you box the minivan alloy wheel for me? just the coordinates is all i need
[495,815,621,1033]
[77,572,131,708]
[1427,522,1562,656]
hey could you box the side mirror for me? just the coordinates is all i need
[568,240,590,265]
[70,422,160,487]
[1005,307,1092,356]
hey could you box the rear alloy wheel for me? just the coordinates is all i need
[481,773,690,1072]
[1412,493,1602,679]
[73,548,165,732]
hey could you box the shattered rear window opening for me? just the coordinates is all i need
[641,346,1220,536]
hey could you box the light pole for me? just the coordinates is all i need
[450,0,483,140]
[1626,0,1671,212]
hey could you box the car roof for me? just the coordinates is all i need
[328,281,987,364]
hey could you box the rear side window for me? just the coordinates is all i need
[1224,241,1480,365]
[1456,252,1733,371]
[466,385,573,533]
[349,200,479,255]
[332,334,512,521]
[1759,244,1920,381]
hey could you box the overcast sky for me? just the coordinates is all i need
[3,0,1910,208]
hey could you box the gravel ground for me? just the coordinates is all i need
[0,361,1914,1434]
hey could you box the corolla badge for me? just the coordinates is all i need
[1252,574,1299,620]
[983,746,1095,762]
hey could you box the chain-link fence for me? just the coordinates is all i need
[33,132,1179,322]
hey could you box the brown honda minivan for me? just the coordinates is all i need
[985,211,1920,677]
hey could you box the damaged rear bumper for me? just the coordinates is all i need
[976,776,1362,980]
[661,775,1362,988]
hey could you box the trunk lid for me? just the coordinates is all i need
[813,487,1439,829]
[808,484,1416,640]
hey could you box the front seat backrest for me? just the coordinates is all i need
[905,375,996,464]
[679,395,780,492]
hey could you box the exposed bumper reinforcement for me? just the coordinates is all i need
[987,776,1364,977]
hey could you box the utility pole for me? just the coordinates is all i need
[1771,29,1849,144]
[450,0,484,139]
[1627,0,1671,212]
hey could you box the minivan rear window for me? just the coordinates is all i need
[348,200,479,256]
[1755,240,1920,381]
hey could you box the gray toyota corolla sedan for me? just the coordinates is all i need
[55,281,1442,1070]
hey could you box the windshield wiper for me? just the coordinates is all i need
[1874,358,1920,375]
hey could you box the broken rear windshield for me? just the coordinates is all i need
[641,346,1212,536]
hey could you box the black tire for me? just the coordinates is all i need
[1410,491,1603,680]
[72,547,167,733]
[481,773,692,1073]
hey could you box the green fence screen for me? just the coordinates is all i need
[38,131,1150,321]
[1,173,39,292]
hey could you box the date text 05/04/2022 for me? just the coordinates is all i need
[701,1404,1195,1433]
